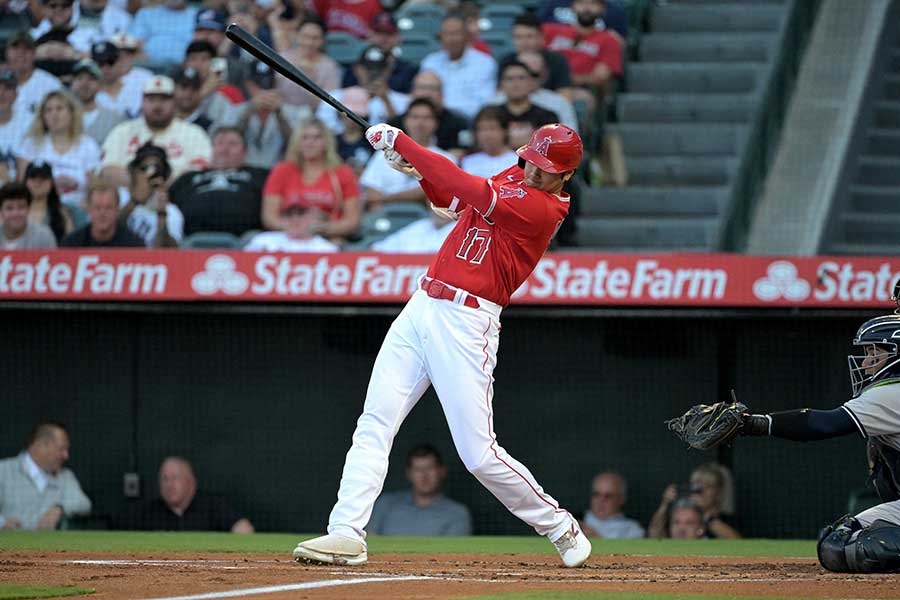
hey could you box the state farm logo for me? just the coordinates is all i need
[753,261,810,301]
[191,255,249,295]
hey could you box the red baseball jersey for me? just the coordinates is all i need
[541,23,623,77]
[311,0,383,39]
[394,134,570,307]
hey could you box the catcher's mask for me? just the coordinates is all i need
[848,314,900,397]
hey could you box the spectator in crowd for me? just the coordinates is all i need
[499,12,572,93]
[457,0,492,56]
[370,209,455,254]
[181,39,241,119]
[244,195,339,253]
[460,105,517,179]
[317,46,408,136]
[420,14,497,120]
[667,498,706,540]
[5,30,62,115]
[309,0,381,39]
[128,0,198,67]
[24,161,81,241]
[265,0,307,54]
[61,179,144,246]
[538,0,628,40]
[71,58,126,144]
[579,471,644,539]
[17,89,101,208]
[190,7,246,90]
[493,60,559,149]
[65,0,132,53]
[0,421,91,530]
[367,444,472,536]
[0,181,57,248]
[334,87,373,176]
[221,62,309,169]
[221,0,271,73]
[388,70,469,159]
[101,75,212,187]
[93,40,142,118]
[173,67,211,131]
[119,142,183,247]
[277,16,340,111]
[108,32,152,92]
[342,12,418,94]
[361,98,454,211]
[169,126,267,236]
[648,463,740,539]
[29,0,79,79]
[140,456,254,533]
[262,118,360,241]
[543,0,624,99]
[513,51,579,132]
[0,70,28,184]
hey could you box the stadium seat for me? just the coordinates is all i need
[479,4,524,34]
[0,15,30,54]
[397,34,440,65]
[180,231,241,249]
[239,230,261,248]
[480,30,515,60]
[325,31,366,67]
[382,203,429,220]
[355,205,426,247]
[395,3,446,38]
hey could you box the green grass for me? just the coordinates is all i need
[0,585,93,600]
[0,531,816,558]
[462,594,801,600]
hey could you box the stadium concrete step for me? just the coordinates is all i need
[848,185,900,213]
[639,33,777,63]
[576,216,719,250]
[840,213,900,244]
[626,63,762,94]
[580,185,728,217]
[827,242,900,256]
[608,124,747,157]
[856,156,900,186]
[616,94,754,123]
[885,74,900,97]
[623,156,737,186]
[649,4,785,33]
[874,101,900,128]
[866,128,900,156]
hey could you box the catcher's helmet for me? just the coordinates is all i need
[848,314,900,397]
[516,124,582,174]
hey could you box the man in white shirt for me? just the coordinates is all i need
[71,58,126,144]
[93,40,144,118]
[4,30,62,115]
[101,75,212,187]
[0,70,28,183]
[420,14,497,120]
[119,142,184,247]
[360,98,455,209]
[244,195,339,253]
[460,105,518,179]
[371,210,455,254]
[31,0,132,54]
[580,472,645,539]
[0,421,91,530]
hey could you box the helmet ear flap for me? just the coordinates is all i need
[518,157,526,170]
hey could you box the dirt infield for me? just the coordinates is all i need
[3,551,899,599]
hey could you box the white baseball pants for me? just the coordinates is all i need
[327,288,573,543]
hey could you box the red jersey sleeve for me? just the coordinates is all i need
[263,162,295,197]
[336,164,360,199]
[597,31,624,76]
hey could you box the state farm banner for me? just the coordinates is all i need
[0,250,898,308]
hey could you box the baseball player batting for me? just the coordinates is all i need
[292,122,591,568]
[668,281,900,573]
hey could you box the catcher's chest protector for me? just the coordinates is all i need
[868,439,900,503]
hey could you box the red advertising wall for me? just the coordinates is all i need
[0,250,898,307]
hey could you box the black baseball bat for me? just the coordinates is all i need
[225,23,371,130]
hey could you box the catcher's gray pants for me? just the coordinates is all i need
[856,499,900,527]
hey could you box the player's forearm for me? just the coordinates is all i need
[744,408,859,441]
[394,134,493,214]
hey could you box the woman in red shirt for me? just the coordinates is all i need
[262,118,361,243]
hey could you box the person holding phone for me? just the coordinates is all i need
[118,142,184,247]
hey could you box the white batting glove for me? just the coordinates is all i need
[384,149,422,181]
[366,123,400,151]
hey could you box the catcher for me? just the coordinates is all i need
[667,284,900,573]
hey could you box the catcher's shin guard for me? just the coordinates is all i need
[818,517,900,573]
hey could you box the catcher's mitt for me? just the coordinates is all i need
[666,401,748,450]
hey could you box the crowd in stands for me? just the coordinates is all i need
[0,0,627,252]
[1,419,741,539]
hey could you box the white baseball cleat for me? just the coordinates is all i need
[552,521,591,568]
[292,533,368,566]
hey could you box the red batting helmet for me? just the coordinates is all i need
[516,124,583,174]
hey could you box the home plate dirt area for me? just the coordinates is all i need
[3,551,899,600]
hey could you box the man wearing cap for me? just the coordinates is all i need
[0,182,57,249]
[129,0,197,66]
[71,58,126,144]
[109,33,153,92]
[30,0,131,55]
[119,142,184,247]
[316,46,409,137]
[0,70,28,184]
[420,14,497,120]
[191,7,246,89]
[243,195,339,253]
[220,62,309,169]
[173,67,211,131]
[101,75,212,186]
[182,40,241,117]
[93,40,142,118]
[341,12,418,94]
[5,30,62,115]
